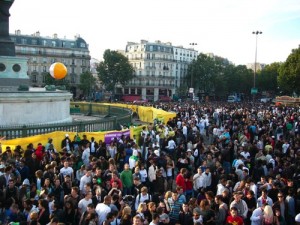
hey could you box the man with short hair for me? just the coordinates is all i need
[226,207,244,225]
[149,213,160,225]
[60,161,74,181]
[96,195,112,225]
[79,169,92,195]
[135,186,152,210]
[257,188,273,208]
[78,191,93,215]
[230,191,248,219]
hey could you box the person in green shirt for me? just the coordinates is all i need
[120,163,133,195]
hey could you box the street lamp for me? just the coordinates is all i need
[189,43,197,99]
[189,43,197,89]
[252,31,262,89]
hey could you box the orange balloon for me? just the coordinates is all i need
[49,62,67,80]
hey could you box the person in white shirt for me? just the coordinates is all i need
[216,178,227,195]
[96,195,112,225]
[78,191,93,215]
[250,204,265,225]
[79,169,92,194]
[282,140,290,155]
[60,161,74,181]
[82,143,90,167]
[182,122,188,139]
[193,167,204,194]
[230,191,249,219]
[257,188,273,208]
[90,137,98,156]
[202,168,212,189]
[135,187,152,210]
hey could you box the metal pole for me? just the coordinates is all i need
[252,31,262,99]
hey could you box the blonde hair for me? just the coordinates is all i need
[122,206,132,215]
[164,191,172,200]
[30,211,38,220]
[264,205,274,224]
[136,202,146,213]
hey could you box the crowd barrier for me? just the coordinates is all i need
[0,104,176,152]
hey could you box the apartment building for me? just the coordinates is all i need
[124,40,197,101]
[10,30,91,96]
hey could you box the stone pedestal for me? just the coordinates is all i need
[0,40,15,56]
[0,55,30,90]
[0,90,73,126]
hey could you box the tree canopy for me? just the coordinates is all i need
[78,71,96,97]
[278,46,300,95]
[97,50,134,94]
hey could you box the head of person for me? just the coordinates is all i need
[230,207,238,218]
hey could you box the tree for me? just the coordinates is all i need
[278,46,300,95]
[257,62,281,94]
[44,73,70,89]
[78,71,96,98]
[97,49,134,96]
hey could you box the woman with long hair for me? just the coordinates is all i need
[120,205,132,225]
[136,202,148,224]
[37,199,50,225]
[144,202,156,224]
[163,191,172,213]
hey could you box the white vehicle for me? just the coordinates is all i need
[260,97,272,103]
[227,95,240,103]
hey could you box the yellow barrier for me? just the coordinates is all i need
[0,104,176,152]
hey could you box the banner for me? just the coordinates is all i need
[104,130,130,144]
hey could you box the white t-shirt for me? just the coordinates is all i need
[60,167,73,177]
[78,198,92,213]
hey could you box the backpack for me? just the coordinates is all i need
[136,193,152,208]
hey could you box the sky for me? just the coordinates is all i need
[9,0,300,65]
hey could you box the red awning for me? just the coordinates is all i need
[121,95,141,102]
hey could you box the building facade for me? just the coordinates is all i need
[123,40,197,102]
[10,30,91,96]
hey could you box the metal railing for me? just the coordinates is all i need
[0,103,132,139]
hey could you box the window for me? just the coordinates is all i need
[42,75,46,83]
[52,41,56,47]
[32,39,37,45]
[32,75,37,83]
[43,66,47,72]
[42,58,47,63]
[80,42,86,48]
[43,40,47,46]
[21,38,27,44]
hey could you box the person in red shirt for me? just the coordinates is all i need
[176,168,187,192]
[226,207,244,225]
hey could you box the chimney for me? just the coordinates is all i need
[53,33,58,39]
[16,29,21,35]
[36,31,40,37]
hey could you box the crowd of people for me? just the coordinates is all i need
[0,101,300,225]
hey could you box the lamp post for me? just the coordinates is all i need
[189,43,197,88]
[252,31,262,90]
[189,43,197,99]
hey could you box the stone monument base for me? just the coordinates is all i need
[0,40,16,56]
[0,90,73,126]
